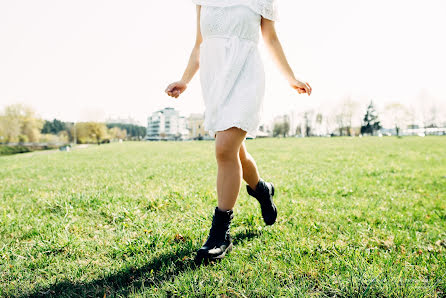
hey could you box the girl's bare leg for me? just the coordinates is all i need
[239,140,260,191]
[215,127,247,211]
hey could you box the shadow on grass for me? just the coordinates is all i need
[22,229,261,297]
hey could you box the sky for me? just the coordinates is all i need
[0,0,445,127]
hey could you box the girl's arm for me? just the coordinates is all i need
[165,5,203,98]
[261,18,312,96]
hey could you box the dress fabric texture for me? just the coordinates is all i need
[192,0,278,138]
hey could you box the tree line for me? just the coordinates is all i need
[273,98,443,138]
[272,100,397,137]
[0,104,147,144]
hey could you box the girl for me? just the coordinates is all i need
[165,0,312,263]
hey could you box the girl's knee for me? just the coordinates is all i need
[216,144,239,162]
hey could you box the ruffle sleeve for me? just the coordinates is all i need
[192,0,279,21]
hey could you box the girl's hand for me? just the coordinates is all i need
[165,80,187,98]
[289,78,312,96]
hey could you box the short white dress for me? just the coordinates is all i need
[192,0,279,138]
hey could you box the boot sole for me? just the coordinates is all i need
[194,243,233,264]
[213,242,233,260]
[264,182,277,226]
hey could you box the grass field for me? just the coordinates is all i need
[0,137,445,297]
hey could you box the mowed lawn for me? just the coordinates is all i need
[0,137,445,297]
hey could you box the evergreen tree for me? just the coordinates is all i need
[360,101,382,135]
[42,119,67,134]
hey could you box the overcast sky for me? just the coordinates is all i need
[0,0,445,126]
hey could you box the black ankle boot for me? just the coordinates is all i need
[246,178,277,225]
[195,207,234,263]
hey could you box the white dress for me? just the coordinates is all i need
[192,0,279,138]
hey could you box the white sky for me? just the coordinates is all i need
[0,0,445,126]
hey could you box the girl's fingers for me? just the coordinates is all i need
[306,82,312,95]
[292,81,311,95]
[165,82,187,97]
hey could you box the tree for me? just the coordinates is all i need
[417,89,440,129]
[384,103,411,136]
[314,113,323,136]
[295,124,302,136]
[72,122,108,144]
[106,123,146,140]
[282,120,290,137]
[64,122,75,143]
[360,101,382,135]
[335,97,359,136]
[0,114,20,143]
[302,110,316,137]
[335,113,345,136]
[0,104,43,143]
[273,123,284,137]
[42,119,67,134]
[273,115,290,137]
[108,127,127,140]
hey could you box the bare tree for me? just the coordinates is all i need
[283,118,290,138]
[303,110,314,137]
[417,89,440,129]
[295,124,302,136]
[312,113,323,136]
[333,97,360,136]
[384,103,411,136]
[335,113,346,136]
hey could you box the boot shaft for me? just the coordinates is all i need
[212,207,234,227]
[247,178,273,203]
[201,207,234,250]
[246,178,277,226]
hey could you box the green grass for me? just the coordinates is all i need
[0,137,445,297]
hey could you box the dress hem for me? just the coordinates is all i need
[207,123,257,139]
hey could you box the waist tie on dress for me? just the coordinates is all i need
[205,35,255,129]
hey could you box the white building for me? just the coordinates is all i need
[146,107,189,141]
